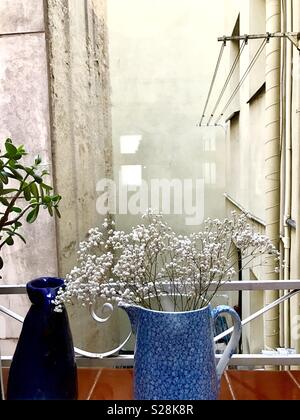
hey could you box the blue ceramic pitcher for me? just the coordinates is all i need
[7,278,77,400]
[119,303,241,400]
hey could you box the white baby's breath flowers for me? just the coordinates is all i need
[54,211,280,313]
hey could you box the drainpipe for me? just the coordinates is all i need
[264,0,281,351]
[280,0,292,351]
[283,0,293,350]
[291,0,300,357]
[279,0,286,350]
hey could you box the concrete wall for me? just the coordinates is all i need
[0,0,118,355]
[107,0,227,235]
[224,0,267,354]
[224,0,300,354]
[45,0,118,352]
[289,0,300,354]
[46,0,113,275]
[0,0,57,355]
[225,0,266,222]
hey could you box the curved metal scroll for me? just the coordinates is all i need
[90,302,114,323]
[73,302,132,359]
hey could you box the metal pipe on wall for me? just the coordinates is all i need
[264,0,281,350]
[279,0,287,350]
[283,0,293,350]
[290,0,300,357]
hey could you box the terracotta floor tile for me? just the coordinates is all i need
[78,368,102,401]
[226,371,300,400]
[289,371,300,389]
[89,369,133,400]
[2,368,9,399]
[3,368,300,400]
[219,372,235,400]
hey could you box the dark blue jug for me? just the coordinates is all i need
[7,277,77,400]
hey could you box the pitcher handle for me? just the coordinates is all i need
[212,305,242,379]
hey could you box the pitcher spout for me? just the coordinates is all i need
[118,302,141,335]
[27,277,65,307]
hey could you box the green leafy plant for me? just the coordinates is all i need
[0,139,61,271]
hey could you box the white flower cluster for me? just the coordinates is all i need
[54,211,279,313]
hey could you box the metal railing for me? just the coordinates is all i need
[1,281,300,368]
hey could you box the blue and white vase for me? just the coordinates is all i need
[119,303,241,400]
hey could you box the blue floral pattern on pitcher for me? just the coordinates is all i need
[120,303,241,400]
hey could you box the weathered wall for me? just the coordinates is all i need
[224,0,266,354]
[108,0,227,235]
[46,0,113,275]
[0,0,118,355]
[0,0,58,355]
[45,0,118,352]
[225,0,266,222]
[224,0,300,354]
[289,0,300,355]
